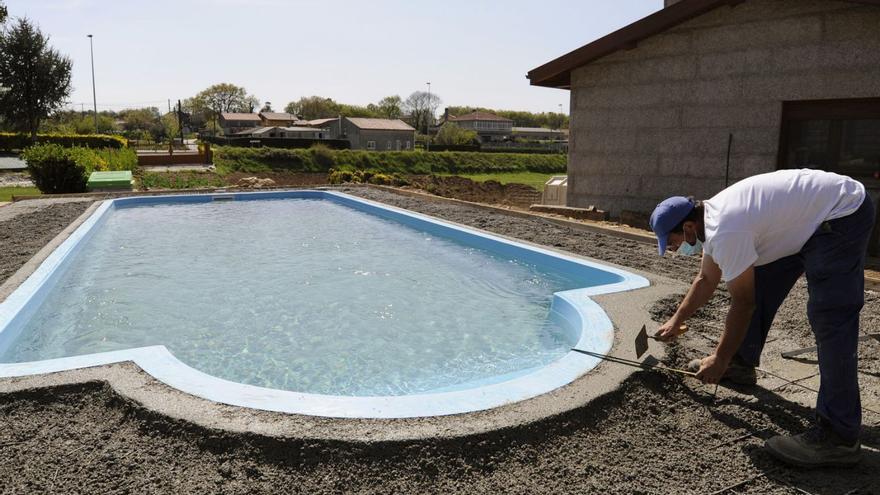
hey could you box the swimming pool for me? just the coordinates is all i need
[0,191,648,417]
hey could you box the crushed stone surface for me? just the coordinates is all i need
[0,188,877,494]
[0,200,93,283]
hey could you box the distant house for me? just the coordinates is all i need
[312,117,415,150]
[219,113,261,135]
[234,126,329,139]
[259,112,308,127]
[512,127,567,141]
[442,111,513,143]
[307,118,339,132]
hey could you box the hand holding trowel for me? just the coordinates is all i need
[571,323,694,377]
[635,323,687,359]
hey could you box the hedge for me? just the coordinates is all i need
[22,144,138,193]
[213,146,567,175]
[0,132,128,151]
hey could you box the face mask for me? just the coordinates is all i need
[676,238,703,256]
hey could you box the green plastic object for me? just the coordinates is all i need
[87,171,132,190]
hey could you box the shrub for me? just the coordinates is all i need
[21,143,88,193]
[215,147,566,176]
[434,123,478,145]
[21,144,139,193]
[310,144,335,169]
[0,132,128,151]
[138,171,226,190]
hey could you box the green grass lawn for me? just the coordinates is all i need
[445,172,563,191]
[0,186,41,202]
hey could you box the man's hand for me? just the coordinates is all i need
[695,354,730,384]
[655,319,687,342]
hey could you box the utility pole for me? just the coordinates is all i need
[87,34,98,133]
[168,99,171,114]
[177,99,184,145]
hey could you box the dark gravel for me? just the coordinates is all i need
[0,201,93,283]
[0,189,877,494]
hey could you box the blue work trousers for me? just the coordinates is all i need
[735,194,874,443]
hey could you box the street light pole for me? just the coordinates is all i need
[87,34,98,133]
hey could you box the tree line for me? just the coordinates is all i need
[181,83,566,135]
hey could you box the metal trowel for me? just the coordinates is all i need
[635,324,688,358]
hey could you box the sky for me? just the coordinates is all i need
[4,0,662,115]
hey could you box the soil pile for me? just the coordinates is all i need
[406,175,542,209]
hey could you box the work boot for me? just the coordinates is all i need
[765,426,862,468]
[686,355,757,385]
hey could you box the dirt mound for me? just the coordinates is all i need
[223,172,328,187]
[407,175,541,208]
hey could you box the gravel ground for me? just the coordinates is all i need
[0,188,878,494]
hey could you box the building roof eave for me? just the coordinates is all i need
[527,0,880,89]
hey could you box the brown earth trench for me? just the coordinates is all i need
[0,187,878,494]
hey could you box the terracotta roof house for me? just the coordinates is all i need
[443,111,514,143]
[219,113,261,135]
[528,0,880,252]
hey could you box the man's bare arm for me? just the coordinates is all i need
[695,265,756,383]
[656,255,723,340]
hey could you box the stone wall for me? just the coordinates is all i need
[567,0,880,216]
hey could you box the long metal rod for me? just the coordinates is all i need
[571,348,696,376]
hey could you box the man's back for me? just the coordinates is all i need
[703,169,864,281]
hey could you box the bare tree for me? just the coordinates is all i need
[404,91,441,134]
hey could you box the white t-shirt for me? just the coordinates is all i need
[703,169,865,282]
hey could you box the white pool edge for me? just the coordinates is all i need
[0,190,649,418]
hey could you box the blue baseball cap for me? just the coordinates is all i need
[649,196,695,256]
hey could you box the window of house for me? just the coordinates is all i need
[367,140,376,150]
[780,98,880,178]
[396,139,401,151]
[405,140,411,150]
[386,141,393,150]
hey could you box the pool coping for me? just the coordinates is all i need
[0,193,688,438]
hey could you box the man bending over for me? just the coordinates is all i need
[649,168,872,467]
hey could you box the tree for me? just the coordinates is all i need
[285,96,341,120]
[0,1,7,23]
[404,91,441,134]
[40,109,115,135]
[376,95,403,119]
[260,101,273,113]
[118,107,163,139]
[0,18,72,138]
[434,123,478,146]
[161,111,179,140]
[185,83,258,132]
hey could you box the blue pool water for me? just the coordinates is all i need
[2,197,595,396]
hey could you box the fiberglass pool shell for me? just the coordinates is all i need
[0,190,649,418]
